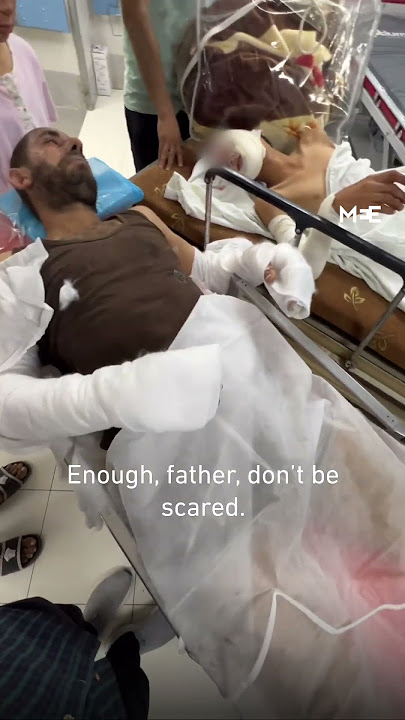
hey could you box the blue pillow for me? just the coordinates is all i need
[0,158,144,240]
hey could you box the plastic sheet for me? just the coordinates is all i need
[0,211,32,260]
[0,158,144,241]
[104,293,405,719]
[177,0,381,152]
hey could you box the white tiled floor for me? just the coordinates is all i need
[0,92,235,719]
[0,447,235,718]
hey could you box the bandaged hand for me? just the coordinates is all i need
[264,264,277,284]
[264,262,300,315]
[191,239,315,319]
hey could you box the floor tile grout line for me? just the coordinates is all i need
[21,487,57,491]
[26,486,53,599]
[50,461,58,490]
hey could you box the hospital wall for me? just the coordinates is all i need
[13,26,86,136]
[14,1,126,137]
[89,13,125,91]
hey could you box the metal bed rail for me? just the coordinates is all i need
[204,166,405,371]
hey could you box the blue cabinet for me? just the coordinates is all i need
[16,0,70,32]
[92,0,121,16]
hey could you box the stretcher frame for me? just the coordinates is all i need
[361,0,405,169]
[204,167,405,443]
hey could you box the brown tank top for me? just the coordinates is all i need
[39,211,202,375]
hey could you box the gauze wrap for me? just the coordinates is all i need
[268,198,336,280]
[191,238,315,319]
[208,129,266,180]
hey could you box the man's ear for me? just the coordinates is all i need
[9,167,33,192]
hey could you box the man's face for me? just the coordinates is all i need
[23,128,98,210]
[0,0,16,43]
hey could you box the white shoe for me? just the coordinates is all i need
[84,567,134,637]
[108,606,175,655]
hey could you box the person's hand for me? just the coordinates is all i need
[157,112,184,170]
[264,263,297,313]
[333,170,405,216]
[264,263,277,284]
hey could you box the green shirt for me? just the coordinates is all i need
[123,0,196,115]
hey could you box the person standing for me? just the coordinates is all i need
[122,0,195,172]
[0,568,174,719]
[0,0,57,575]
[0,0,57,194]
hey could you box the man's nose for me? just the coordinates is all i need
[68,137,84,155]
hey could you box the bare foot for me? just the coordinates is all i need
[20,537,38,565]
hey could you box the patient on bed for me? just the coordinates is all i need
[8,127,315,382]
[208,125,405,218]
[201,126,405,305]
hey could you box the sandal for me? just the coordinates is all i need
[0,462,32,506]
[0,535,42,576]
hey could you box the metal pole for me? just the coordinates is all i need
[65,0,97,111]
[293,228,303,247]
[204,180,213,250]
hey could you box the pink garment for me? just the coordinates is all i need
[0,34,57,196]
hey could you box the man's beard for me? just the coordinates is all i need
[31,156,98,210]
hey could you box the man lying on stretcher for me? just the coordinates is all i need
[1,126,404,427]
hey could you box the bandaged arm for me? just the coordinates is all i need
[0,344,222,443]
[261,197,336,279]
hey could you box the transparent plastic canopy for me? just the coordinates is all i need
[176,0,381,152]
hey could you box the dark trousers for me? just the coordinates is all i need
[107,631,149,720]
[70,605,150,720]
[7,598,149,720]
[125,108,190,172]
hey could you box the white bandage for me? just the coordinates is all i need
[0,345,223,443]
[191,239,315,319]
[268,214,297,245]
[267,201,335,280]
[206,129,266,180]
[299,195,335,279]
[223,129,266,179]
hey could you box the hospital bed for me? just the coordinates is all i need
[132,154,405,430]
[361,0,405,168]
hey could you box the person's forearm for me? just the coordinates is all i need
[256,199,333,280]
[0,346,222,443]
[299,195,336,279]
[122,0,174,118]
[255,198,286,228]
